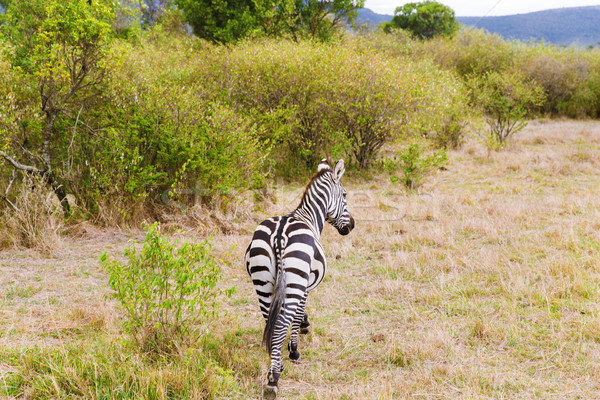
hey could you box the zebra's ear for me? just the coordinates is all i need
[333,159,345,180]
[318,158,330,172]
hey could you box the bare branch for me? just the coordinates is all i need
[0,150,42,173]
[1,169,21,213]
[67,104,83,175]
[1,196,20,213]
[61,109,100,135]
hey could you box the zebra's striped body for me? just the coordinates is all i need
[245,159,354,399]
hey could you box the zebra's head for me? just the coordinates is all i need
[319,159,355,236]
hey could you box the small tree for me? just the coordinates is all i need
[175,0,364,43]
[175,0,261,43]
[294,0,365,42]
[384,1,459,40]
[468,70,545,149]
[0,0,114,216]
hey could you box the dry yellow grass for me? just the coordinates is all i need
[3,120,600,398]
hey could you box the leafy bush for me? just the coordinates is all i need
[100,223,233,353]
[407,60,472,149]
[220,40,411,170]
[67,32,267,223]
[520,49,588,116]
[566,69,600,118]
[421,27,516,77]
[415,27,600,119]
[467,70,545,149]
[517,45,600,118]
[384,137,447,189]
[218,39,468,172]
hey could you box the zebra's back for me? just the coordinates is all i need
[245,214,327,319]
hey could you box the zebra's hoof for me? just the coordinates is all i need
[289,350,301,362]
[264,384,278,400]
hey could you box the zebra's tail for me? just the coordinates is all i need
[263,217,288,353]
[262,258,286,353]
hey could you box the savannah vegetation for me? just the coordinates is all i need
[3,0,600,398]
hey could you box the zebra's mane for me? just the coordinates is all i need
[298,167,332,209]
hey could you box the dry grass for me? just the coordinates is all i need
[1,175,63,253]
[3,120,600,398]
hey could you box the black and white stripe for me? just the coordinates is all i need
[245,159,355,399]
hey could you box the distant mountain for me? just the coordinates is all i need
[356,6,600,47]
[356,7,393,26]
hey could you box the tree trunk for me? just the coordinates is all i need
[43,170,71,217]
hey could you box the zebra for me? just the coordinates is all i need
[245,158,355,399]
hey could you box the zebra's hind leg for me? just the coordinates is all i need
[265,310,292,399]
[288,293,308,362]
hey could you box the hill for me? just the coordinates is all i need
[357,6,600,46]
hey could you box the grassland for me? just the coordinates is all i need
[3,120,600,399]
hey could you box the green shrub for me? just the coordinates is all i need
[519,48,589,116]
[100,223,233,353]
[467,70,545,149]
[421,27,516,77]
[566,69,600,118]
[384,137,447,190]
[69,32,266,223]
[407,60,472,149]
[220,39,408,170]
[219,38,468,172]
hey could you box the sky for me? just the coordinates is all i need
[364,0,600,16]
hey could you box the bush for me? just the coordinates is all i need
[421,27,516,77]
[1,26,474,223]
[100,223,233,353]
[467,70,545,149]
[384,137,447,190]
[220,40,407,170]
[520,49,589,116]
[566,69,600,118]
[218,38,469,172]
[68,31,266,223]
[407,60,472,149]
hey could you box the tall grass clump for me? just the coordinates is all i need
[1,337,243,398]
[100,222,233,353]
[1,174,61,252]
